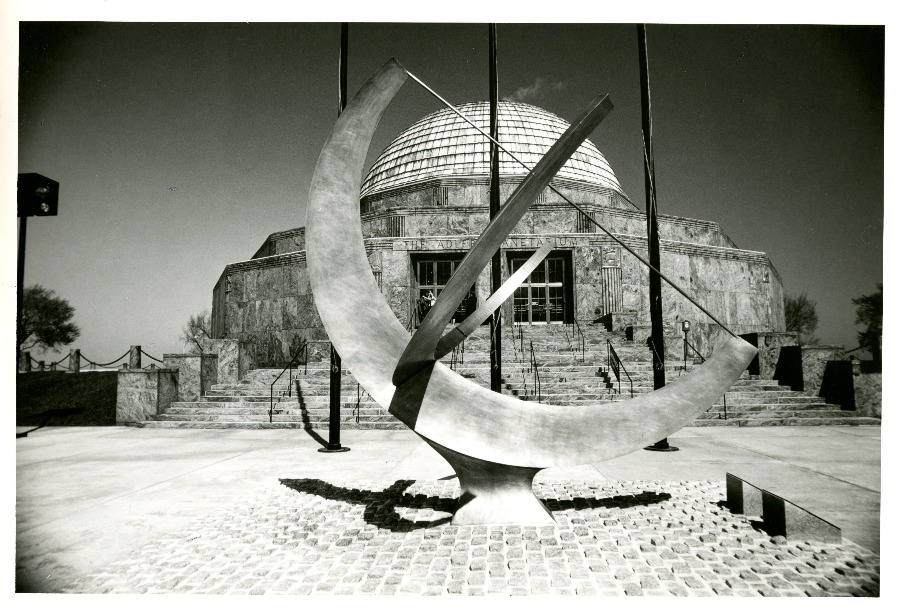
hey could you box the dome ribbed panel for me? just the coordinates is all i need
[360,101,624,199]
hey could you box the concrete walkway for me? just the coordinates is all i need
[15,425,881,594]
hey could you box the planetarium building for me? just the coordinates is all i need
[211,101,785,367]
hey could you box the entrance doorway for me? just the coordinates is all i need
[508,252,573,324]
[414,256,476,323]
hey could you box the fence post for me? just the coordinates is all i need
[23,352,31,372]
[39,360,45,372]
[69,349,81,373]
[129,345,142,369]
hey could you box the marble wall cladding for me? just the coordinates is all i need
[163,354,218,401]
[256,267,283,299]
[575,283,604,321]
[801,346,846,396]
[533,208,575,234]
[740,332,800,380]
[388,286,414,326]
[285,265,306,294]
[201,338,253,384]
[457,184,488,207]
[115,369,178,424]
[853,372,881,418]
[201,354,218,394]
[407,214,443,236]
[273,230,305,255]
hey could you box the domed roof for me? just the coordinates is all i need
[360,100,625,199]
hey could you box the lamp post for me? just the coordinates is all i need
[17,173,59,372]
[682,320,691,369]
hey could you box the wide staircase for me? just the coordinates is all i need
[140,323,879,429]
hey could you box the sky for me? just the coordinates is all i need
[8,15,886,366]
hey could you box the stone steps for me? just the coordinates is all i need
[138,420,408,430]
[144,325,876,429]
[692,416,882,427]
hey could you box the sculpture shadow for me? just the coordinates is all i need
[294,381,328,447]
[280,478,454,532]
[279,478,671,531]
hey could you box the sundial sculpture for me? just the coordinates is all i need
[307,60,757,524]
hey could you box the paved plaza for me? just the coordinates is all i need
[14,425,882,596]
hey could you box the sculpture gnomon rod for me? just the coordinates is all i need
[405,69,737,340]
[305,59,757,525]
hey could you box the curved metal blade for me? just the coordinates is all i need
[392,95,614,385]
[434,242,552,360]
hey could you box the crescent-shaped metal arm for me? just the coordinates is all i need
[392,94,614,385]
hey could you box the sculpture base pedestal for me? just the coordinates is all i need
[318,444,351,453]
[644,438,679,452]
[424,438,554,525]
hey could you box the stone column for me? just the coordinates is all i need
[23,352,31,372]
[129,345,142,369]
[69,349,80,373]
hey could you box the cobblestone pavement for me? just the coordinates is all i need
[60,478,879,596]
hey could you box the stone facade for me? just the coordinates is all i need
[115,368,178,424]
[210,103,786,366]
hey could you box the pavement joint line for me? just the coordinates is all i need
[684,428,881,494]
[691,437,880,496]
[15,435,148,466]
[18,448,261,534]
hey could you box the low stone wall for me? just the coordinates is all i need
[164,354,218,402]
[201,339,255,385]
[854,371,882,418]
[116,369,178,424]
[802,346,846,395]
[740,332,801,389]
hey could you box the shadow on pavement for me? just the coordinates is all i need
[294,382,328,447]
[16,406,84,438]
[279,478,671,531]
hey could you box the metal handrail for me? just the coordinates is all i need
[683,337,707,366]
[269,340,314,423]
[529,341,541,402]
[606,339,634,398]
[684,341,730,422]
[354,382,364,424]
[297,340,332,375]
[572,319,585,363]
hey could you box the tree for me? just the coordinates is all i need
[852,284,882,362]
[784,292,819,345]
[19,285,80,355]
[181,309,211,354]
